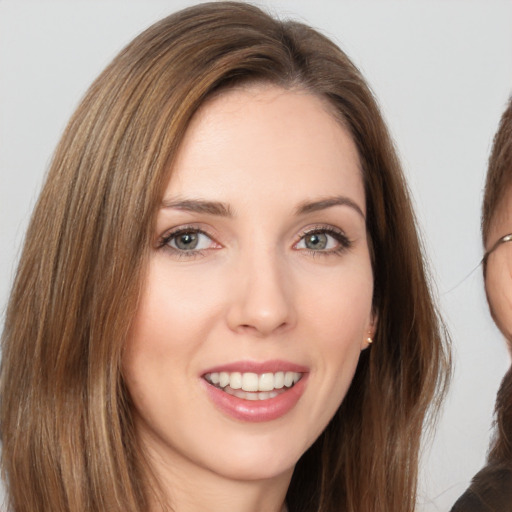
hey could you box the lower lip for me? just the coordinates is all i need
[202,376,308,422]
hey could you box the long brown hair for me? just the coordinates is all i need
[482,97,512,465]
[0,3,450,511]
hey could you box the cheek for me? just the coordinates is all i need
[294,281,371,445]
[128,258,225,351]
[298,263,374,339]
[122,260,227,408]
[296,263,374,402]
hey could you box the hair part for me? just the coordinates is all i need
[1,3,450,511]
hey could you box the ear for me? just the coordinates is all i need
[361,311,378,351]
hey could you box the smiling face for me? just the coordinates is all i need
[123,84,375,491]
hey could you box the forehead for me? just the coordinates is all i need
[166,84,365,211]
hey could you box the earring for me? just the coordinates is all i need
[366,336,373,345]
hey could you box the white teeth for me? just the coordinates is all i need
[219,372,229,388]
[224,388,280,400]
[205,371,302,393]
[258,373,274,391]
[284,371,295,387]
[230,372,242,390]
[242,372,259,392]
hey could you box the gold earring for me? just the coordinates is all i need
[366,337,373,345]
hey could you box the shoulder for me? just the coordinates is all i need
[450,463,512,512]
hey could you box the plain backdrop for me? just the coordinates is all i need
[1,1,512,510]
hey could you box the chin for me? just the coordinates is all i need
[199,435,304,482]
[214,457,296,483]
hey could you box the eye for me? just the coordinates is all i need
[161,228,219,254]
[301,232,331,251]
[295,227,351,254]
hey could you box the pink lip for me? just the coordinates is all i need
[202,359,309,375]
[200,360,309,423]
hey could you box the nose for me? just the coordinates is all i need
[226,250,296,337]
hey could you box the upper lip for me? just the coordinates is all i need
[201,359,309,376]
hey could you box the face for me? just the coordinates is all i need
[485,188,512,342]
[123,84,376,486]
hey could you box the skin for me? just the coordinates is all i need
[123,84,376,512]
[485,188,512,343]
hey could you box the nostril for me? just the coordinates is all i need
[236,321,289,337]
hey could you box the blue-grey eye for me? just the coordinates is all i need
[304,233,328,250]
[174,232,199,250]
[296,230,343,251]
[167,231,213,251]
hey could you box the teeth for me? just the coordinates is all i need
[230,372,242,390]
[258,373,274,391]
[284,371,295,387]
[224,388,280,400]
[219,372,229,388]
[242,372,259,391]
[205,371,302,392]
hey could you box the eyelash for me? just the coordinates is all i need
[158,224,352,258]
[159,226,217,259]
[294,225,352,256]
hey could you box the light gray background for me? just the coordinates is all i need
[1,1,512,510]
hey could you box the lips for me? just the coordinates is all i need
[201,361,308,422]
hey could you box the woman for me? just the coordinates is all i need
[0,3,450,511]
[451,98,512,511]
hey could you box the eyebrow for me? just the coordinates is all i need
[160,198,233,217]
[295,196,365,219]
[160,195,365,219]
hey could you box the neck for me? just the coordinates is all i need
[145,443,292,512]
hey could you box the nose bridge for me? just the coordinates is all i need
[227,236,294,336]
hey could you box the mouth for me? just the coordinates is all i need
[203,371,303,401]
[201,361,308,421]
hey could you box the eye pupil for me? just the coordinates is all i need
[306,233,328,250]
[175,232,198,250]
